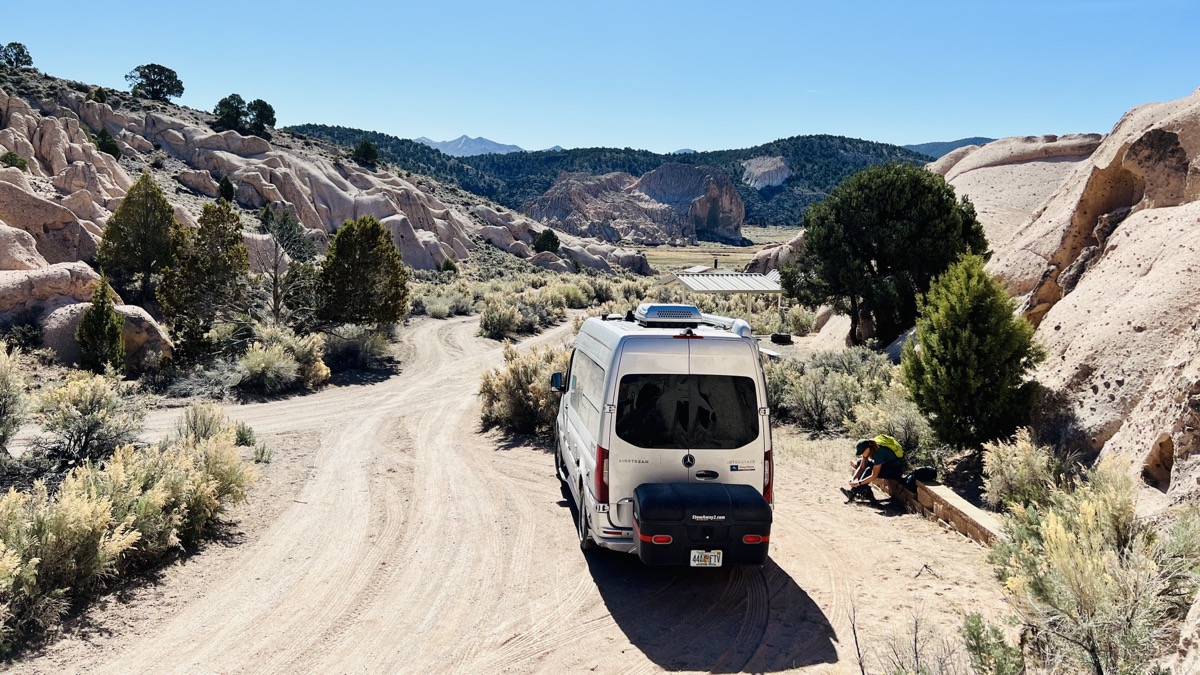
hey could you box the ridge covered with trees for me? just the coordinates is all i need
[284,123,933,226]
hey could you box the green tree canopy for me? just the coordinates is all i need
[351,140,379,166]
[218,175,236,202]
[901,254,1045,448]
[213,93,248,132]
[125,64,184,101]
[0,43,32,70]
[158,200,250,361]
[247,99,276,136]
[96,173,179,303]
[95,128,121,158]
[258,206,316,262]
[781,162,988,345]
[76,275,125,375]
[532,228,561,254]
[319,215,409,326]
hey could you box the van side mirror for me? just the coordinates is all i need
[550,372,565,392]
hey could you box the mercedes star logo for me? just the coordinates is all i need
[682,454,696,468]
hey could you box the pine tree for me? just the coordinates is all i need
[213,94,248,132]
[351,140,379,166]
[319,215,409,326]
[901,254,1045,447]
[532,228,560,254]
[247,99,276,136]
[76,275,125,374]
[96,173,178,303]
[219,175,236,202]
[158,200,250,361]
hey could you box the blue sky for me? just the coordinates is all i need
[3,1,1196,153]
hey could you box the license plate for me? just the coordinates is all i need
[690,550,723,567]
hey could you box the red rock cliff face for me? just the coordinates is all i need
[527,163,745,246]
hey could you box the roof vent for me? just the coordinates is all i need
[633,303,702,328]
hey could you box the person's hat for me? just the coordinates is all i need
[855,439,874,455]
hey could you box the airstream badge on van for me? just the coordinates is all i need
[550,303,774,566]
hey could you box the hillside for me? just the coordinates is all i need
[415,135,523,156]
[287,124,932,226]
[903,137,995,158]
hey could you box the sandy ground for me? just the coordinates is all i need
[13,316,1007,674]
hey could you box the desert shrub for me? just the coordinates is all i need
[439,257,458,275]
[165,359,240,400]
[253,323,329,388]
[0,308,42,351]
[786,305,815,335]
[236,343,300,394]
[175,402,228,442]
[253,443,272,464]
[479,301,521,340]
[218,175,235,202]
[87,87,107,104]
[991,458,1200,673]
[847,380,934,455]
[426,301,450,320]
[873,610,966,675]
[557,283,588,309]
[765,348,893,432]
[323,326,392,371]
[961,613,1024,675]
[981,428,1068,511]
[36,374,144,462]
[0,419,255,651]
[94,128,121,158]
[234,421,255,447]
[479,343,570,435]
[0,151,27,172]
[0,345,26,450]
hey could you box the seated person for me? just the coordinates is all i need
[841,434,904,503]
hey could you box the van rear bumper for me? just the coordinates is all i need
[632,483,772,566]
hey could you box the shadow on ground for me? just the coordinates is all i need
[583,537,838,672]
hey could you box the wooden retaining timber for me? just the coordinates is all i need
[875,479,1004,546]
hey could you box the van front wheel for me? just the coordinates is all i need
[577,491,595,551]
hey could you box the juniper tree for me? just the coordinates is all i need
[532,228,560,254]
[781,162,988,345]
[96,173,179,303]
[901,254,1044,447]
[319,215,409,327]
[76,275,125,374]
[213,94,248,132]
[351,139,379,166]
[126,63,184,101]
[219,175,236,202]
[158,200,250,360]
[247,99,276,136]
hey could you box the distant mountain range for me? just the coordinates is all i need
[903,137,995,159]
[415,135,524,156]
[288,124,930,226]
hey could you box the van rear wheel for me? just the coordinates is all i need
[577,489,595,551]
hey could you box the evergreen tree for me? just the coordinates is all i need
[532,228,560,254]
[901,254,1045,447]
[351,139,379,166]
[95,128,121,158]
[0,43,32,70]
[125,64,184,101]
[213,94,248,132]
[76,275,125,375]
[158,200,250,360]
[258,206,316,262]
[247,99,276,136]
[319,215,409,326]
[219,175,236,202]
[96,173,179,303]
[780,162,989,345]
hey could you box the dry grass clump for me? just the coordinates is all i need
[479,343,570,435]
[0,407,257,653]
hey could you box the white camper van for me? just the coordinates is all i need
[550,303,774,567]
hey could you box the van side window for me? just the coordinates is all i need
[570,353,605,434]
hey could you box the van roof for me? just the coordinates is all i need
[577,315,750,353]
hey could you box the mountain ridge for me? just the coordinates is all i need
[903,137,995,158]
[415,135,524,156]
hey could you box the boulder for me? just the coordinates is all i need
[0,183,97,263]
[745,230,804,274]
[41,301,172,367]
[0,224,47,270]
[0,262,99,315]
[529,252,573,274]
[176,169,220,198]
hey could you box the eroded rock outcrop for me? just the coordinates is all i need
[470,205,654,275]
[745,230,804,274]
[934,88,1200,511]
[528,163,745,246]
[740,156,790,189]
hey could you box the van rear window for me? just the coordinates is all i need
[615,374,759,450]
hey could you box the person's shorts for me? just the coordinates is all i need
[871,461,904,481]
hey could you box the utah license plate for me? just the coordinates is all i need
[690,550,723,567]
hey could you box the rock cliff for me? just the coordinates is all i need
[527,163,745,246]
[931,88,1200,512]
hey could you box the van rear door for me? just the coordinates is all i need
[607,337,691,527]
[684,338,767,493]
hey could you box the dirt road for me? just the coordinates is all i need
[19,317,1007,674]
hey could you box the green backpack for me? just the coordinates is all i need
[873,434,904,458]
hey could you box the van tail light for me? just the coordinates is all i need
[595,445,609,504]
[651,535,672,544]
[763,448,774,504]
[743,534,768,544]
